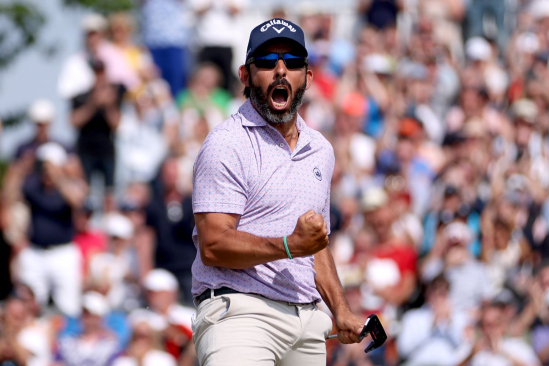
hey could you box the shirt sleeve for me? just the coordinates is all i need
[192,128,249,215]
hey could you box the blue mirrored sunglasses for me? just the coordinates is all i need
[246,53,308,69]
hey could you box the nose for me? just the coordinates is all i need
[274,59,287,78]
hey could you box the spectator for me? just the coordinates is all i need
[464,0,507,52]
[12,284,57,366]
[129,269,194,361]
[190,0,246,91]
[55,292,120,366]
[71,59,124,211]
[0,296,32,365]
[422,221,494,314]
[2,100,59,250]
[15,143,87,316]
[88,213,139,311]
[58,13,139,99]
[359,0,399,30]
[109,13,149,76]
[116,76,177,189]
[14,99,57,161]
[141,0,192,97]
[74,200,108,277]
[459,301,540,366]
[142,158,196,303]
[397,275,472,366]
[112,318,177,366]
[359,188,418,335]
[176,62,232,141]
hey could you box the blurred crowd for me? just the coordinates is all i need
[3,0,549,365]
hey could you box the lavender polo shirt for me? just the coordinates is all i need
[191,99,335,303]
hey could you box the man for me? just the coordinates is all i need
[15,99,57,160]
[129,269,195,361]
[397,275,471,366]
[191,19,364,365]
[55,292,120,366]
[2,99,60,251]
[143,158,196,304]
[421,221,494,313]
[58,13,138,99]
[459,301,540,366]
[191,0,245,91]
[71,59,124,211]
[16,142,86,316]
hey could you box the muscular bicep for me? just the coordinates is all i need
[195,212,241,251]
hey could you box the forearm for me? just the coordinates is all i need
[135,227,154,279]
[71,102,96,128]
[196,210,328,269]
[200,227,286,269]
[1,166,25,204]
[314,247,350,317]
[55,178,86,208]
[510,301,537,337]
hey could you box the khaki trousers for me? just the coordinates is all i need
[192,292,333,366]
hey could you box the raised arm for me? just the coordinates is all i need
[195,210,329,269]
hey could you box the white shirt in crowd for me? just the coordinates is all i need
[190,0,247,47]
[470,338,540,366]
[397,306,471,366]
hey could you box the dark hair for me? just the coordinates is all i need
[427,274,450,293]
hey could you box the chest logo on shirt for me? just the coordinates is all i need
[313,167,322,181]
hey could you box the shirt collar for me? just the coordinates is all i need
[239,99,268,127]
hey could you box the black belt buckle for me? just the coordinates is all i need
[360,314,387,353]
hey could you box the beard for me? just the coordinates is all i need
[249,75,307,124]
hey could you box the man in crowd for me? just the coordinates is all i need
[71,59,124,211]
[398,275,471,365]
[142,158,196,304]
[191,18,365,365]
[15,142,87,316]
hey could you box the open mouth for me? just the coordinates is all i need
[270,86,290,110]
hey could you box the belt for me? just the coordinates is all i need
[195,287,317,307]
[195,287,242,305]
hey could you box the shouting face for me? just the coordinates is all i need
[240,42,312,125]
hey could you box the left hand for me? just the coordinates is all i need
[335,310,365,344]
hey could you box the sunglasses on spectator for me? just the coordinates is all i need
[247,53,308,69]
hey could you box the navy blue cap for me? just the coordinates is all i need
[246,18,307,62]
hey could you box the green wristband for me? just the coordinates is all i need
[283,236,293,260]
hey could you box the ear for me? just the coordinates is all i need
[239,65,250,88]
[305,68,313,90]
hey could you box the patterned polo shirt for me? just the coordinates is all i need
[191,99,335,303]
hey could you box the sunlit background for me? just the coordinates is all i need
[1,1,549,366]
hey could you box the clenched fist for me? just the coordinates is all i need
[287,210,329,257]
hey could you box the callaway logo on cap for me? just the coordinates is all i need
[260,19,297,33]
[246,18,307,60]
